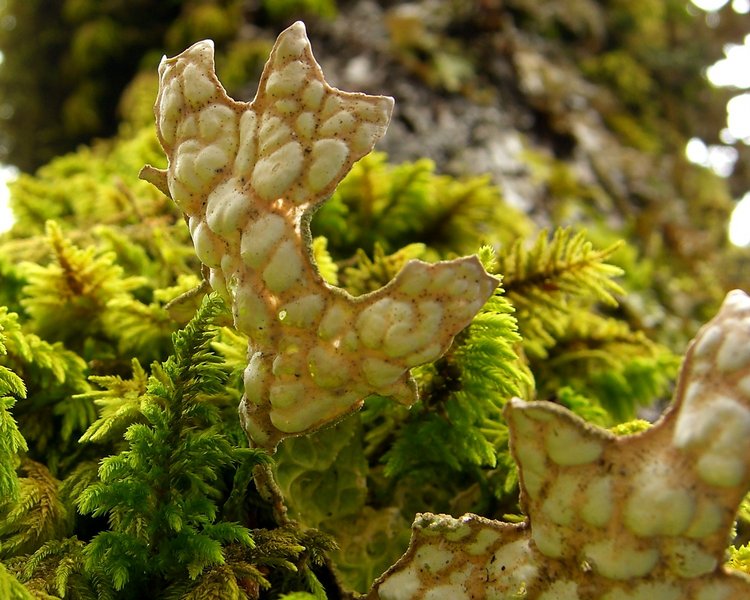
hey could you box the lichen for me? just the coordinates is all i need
[142,22,498,449]
[371,290,750,599]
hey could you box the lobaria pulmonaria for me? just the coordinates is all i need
[141,22,498,450]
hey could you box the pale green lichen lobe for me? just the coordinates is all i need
[142,22,498,450]
[370,291,750,599]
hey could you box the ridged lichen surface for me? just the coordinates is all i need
[142,22,498,449]
[371,290,750,599]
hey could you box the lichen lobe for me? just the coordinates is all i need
[370,290,750,599]
[143,21,499,450]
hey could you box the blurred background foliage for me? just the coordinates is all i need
[0,0,748,597]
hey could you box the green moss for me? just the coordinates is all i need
[610,418,651,436]
[0,5,746,594]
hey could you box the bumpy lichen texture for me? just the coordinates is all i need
[371,290,750,599]
[141,22,498,449]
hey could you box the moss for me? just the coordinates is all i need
[0,4,747,597]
